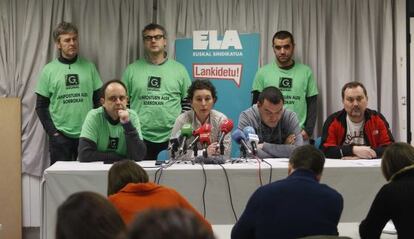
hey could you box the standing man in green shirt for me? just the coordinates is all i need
[251,31,318,143]
[35,22,102,165]
[78,80,146,163]
[122,23,192,160]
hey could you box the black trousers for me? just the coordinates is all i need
[49,134,79,165]
[143,139,169,160]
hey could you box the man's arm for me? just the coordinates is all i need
[303,95,317,137]
[320,115,354,159]
[370,112,395,158]
[35,94,59,136]
[261,111,303,158]
[78,137,124,163]
[122,121,146,161]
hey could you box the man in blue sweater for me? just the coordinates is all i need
[231,145,343,239]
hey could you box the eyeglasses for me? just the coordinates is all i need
[143,35,164,41]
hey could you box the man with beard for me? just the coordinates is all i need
[78,80,146,163]
[320,82,394,159]
[251,31,318,144]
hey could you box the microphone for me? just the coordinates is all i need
[168,130,181,152]
[178,123,193,154]
[231,129,252,154]
[188,123,212,149]
[243,126,259,155]
[199,125,212,158]
[217,119,234,148]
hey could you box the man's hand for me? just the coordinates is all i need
[352,146,377,159]
[301,129,309,141]
[118,109,129,124]
[284,134,296,145]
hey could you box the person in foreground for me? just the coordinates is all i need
[107,160,211,230]
[238,86,303,158]
[127,208,215,239]
[170,79,231,159]
[360,142,414,238]
[320,81,394,159]
[231,145,343,239]
[56,191,126,239]
[78,79,146,163]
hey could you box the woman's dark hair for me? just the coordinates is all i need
[187,79,217,103]
[381,142,414,181]
[107,160,149,196]
[56,191,125,239]
[127,208,215,239]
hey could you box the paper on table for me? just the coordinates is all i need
[383,220,397,234]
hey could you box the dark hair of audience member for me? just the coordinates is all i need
[107,159,149,196]
[257,86,284,105]
[381,142,414,181]
[56,191,126,239]
[127,208,215,239]
[187,79,217,103]
[289,145,325,175]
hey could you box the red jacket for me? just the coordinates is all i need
[108,182,212,230]
[320,109,394,159]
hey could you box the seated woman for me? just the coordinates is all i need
[170,79,231,160]
[359,142,414,238]
[56,191,126,239]
[107,160,212,231]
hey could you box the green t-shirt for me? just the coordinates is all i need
[80,107,143,157]
[122,58,191,143]
[35,57,102,138]
[252,61,318,129]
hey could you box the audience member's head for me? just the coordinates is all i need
[127,208,215,239]
[56,191,125,239]
[108,159,149,196]
[289,145,325,181]
[381,142,414,181]
[257,86,285,128]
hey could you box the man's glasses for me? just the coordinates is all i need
[143,35,164,41]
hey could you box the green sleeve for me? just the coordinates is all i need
[80,110,98,143]
[91,64,103,90]
[306,68,318,97]
[251,70,264,92]
[35,67,52,97]
[180,65,192,98]
[121,67,132,98]
[130,110,143,139]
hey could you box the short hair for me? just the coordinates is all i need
[142,23,167,39]
[289,145,325,175]
[53,22,78,42]
[341,82,368,100]
[272,30,295,45]
[56,191,125,239]
[107,160,149,196]
[257,86,284,105]
[187,79,217,103]
[127,208,215,239]
[100,79,128,99]
[381,142,414,181]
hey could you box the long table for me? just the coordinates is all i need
[41,159,386,239]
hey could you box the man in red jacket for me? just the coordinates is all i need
[320,82,394,159]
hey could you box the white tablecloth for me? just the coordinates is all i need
[41,158,386,239]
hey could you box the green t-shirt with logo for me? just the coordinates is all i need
[35,57,102,138]
[252,61,318,129]
[122,58,191,143]
[80,107,143,157]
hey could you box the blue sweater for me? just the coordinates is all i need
[231,169,343,239]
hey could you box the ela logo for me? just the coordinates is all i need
[193,30,242,50]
